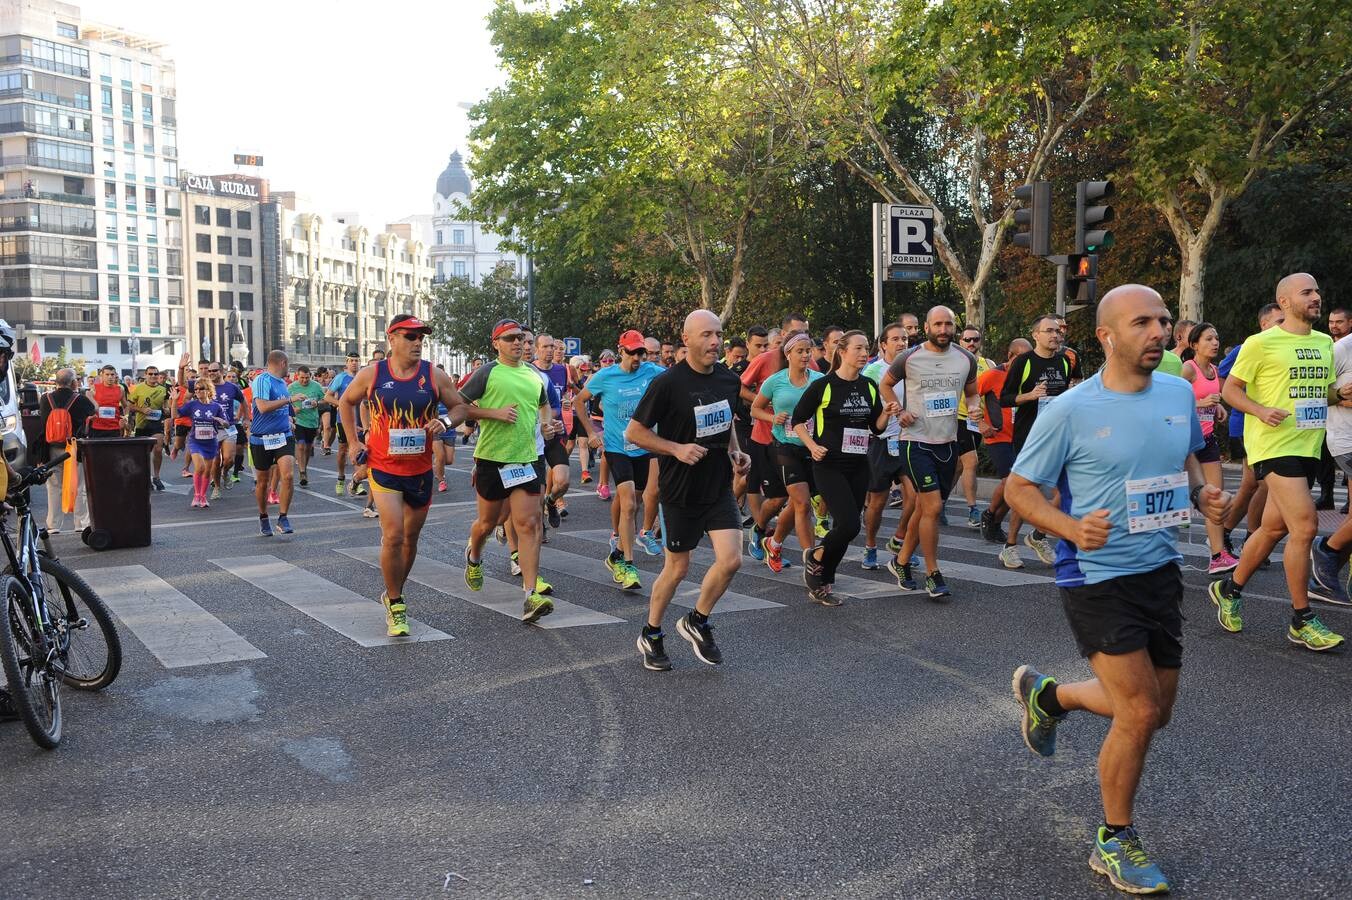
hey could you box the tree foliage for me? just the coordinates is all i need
[427,264,527,359]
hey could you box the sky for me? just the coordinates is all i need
[90,0,506,228]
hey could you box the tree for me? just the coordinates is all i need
[1114,0,1352,320]
[13,346,88,384]
[427,264,527,360]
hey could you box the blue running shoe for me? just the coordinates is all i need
[967,505,981,528]
[860,546,878,570]
[910,552,921,569]
[1011,665,1064,757]
[748,526,766,561]
[1089,826,1170,895]
[276,515,294,535]
[1309,540,1352,605]
[608,531,620,555]
[259,516,273,537]
[638,529,662,556]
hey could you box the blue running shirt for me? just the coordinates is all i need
[584,361,664,456]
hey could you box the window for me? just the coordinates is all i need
[122,120,134,143]
[121,151,135,173]
[100,86,112,112]
[166,280,181,304]
[216,235,232,255]
[139,339,152,353]
[236,210,251,229]
[149,309,160,330]
[57,23,78,39]
[453,260,466,277]
[127,246,138,268]
[436,261,444,280]
[219,291,233,309]
[435,230,443,245]
[141,93,153,118]
[195,233,210,253]
[146,218,157,241]
[129,306,140,328]
[194,205,209,225]
[95,338,107,353]
[166,249,181,275]
[120,59,132,81]
[121,89,132,118]
[106,243,119,266]
[197,289,212,309]
[145,188,157,210]
[453,228,465,244]
[148,278,159,301]
[104,210,117,235]
[238,265,253,284]
[215,208,231,227]
[124,183,136,204]
[217,264,233,283]
[140,63,153,86]
[71,338,83,353]
[101,118,113,142]
[100,54,112,77]
[44,337,62,353]
[237,237,252,256]
[195,261,211,281]
[238,291,254,311]
[128,276,140,300]
[107,274,120,299]
[142,125,153,148]
[108,306,119,328]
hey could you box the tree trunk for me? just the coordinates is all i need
[1177,237,1208,323]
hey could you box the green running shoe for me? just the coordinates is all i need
[522,591,554,624]
[1089,826,1170,895]
[464,548,484,592]
[604,553,625,583]
[534,576,554,596]
[1208,580,1242,632]
[1288,613,1344,651]
[1011,665,1064,757]
[381,593,410,638]
[619,562,642,591]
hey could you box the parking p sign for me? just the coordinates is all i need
[564,336,582,356]
[886,205,935,267]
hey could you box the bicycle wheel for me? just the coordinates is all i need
[0,574,63,749]
[37,557,122,691]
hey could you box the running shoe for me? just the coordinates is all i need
[608,531,620,555]
[999,545,1024,569]
[534,576,553,596]
[1309,541,1351,605]
[980,509,1008,544]
[581,469,592,484]
[522,591,554,624]
[464,548,483,591]
[748,525,765,561]
[886,558,918,592]
[267,490,280,506]
[638,529,662,556]
[335,480,345,495]
[676,612,722,665]
[181,466,191,478]
[604,552,624,583]
[230,473,241,484]
[152,477,165,492]
[1024,531,1055,565]
[809,586,842,607]
[362,506,378,519]
[886,536,903,555]
[1207,580,1243,632]
[558,500,569,519]
[802,548,825,592]
[1011,665,1063,757]
[860,546,879,570]
[438,479,448,494]
[597,483,612,501]
[637,630,672,671]
[967,505,981,528]
[259,516,273,537]
[1289,613,1345,651]
[887,489,903,508]
[619,562,642,591]
[299,472,309,487]
[925,571,952,601]
[510,551,522,578]
[1207,551,1240,576]
[276,515,294,535]
[210,485,222,501]
[763,537,784,573]
[323,446,332,455]
[814,518,831,540]
[190,497,201,509]
[546,497,561,529]
[382,593,411,638]
[350,478,367,496]
[1089,827,1170,895]
[495,524,508,545]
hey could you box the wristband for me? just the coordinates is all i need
[1190,484,1205,510]
[438,415,454,431]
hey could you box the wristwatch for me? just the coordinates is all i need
[1189,484,1205,510]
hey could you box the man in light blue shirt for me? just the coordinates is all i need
[1004,284,1230,896]
[249,350,298,536]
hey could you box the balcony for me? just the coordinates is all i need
[0,54,89,78]
[0,190,94,207]
[0,287,98,300]
[0,121,93,142]
[24,319,98,332]
[0,253,96,268]
[0,220,95,238]
[0,155,95,175]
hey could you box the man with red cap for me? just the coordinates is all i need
[339,314,469,636]
[573,329,667,588]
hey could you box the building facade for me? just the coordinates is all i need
[0,0,184,374]
[427,150,526,286]
[181,171,264,366]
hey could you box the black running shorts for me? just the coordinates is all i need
[900,440,958,496]
[773,441,814,493]
[605,451,652,491]
[1058,563,1183,668]
[249,437,296,470]
[473,458,546,501]
[543,434,569,469]
[866,435,905,493]
[1251,454,1317,485]
[658,492,742,553]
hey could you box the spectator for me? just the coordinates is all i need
[35,368,95,534]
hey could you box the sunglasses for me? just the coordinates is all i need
[498,333,525,343]
[623,347,647,355]
[208,368,221,373]
[394,330,425,341]
[961,337,981,343]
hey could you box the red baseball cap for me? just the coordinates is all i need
[387,314,431,336]
[618,329,646,352]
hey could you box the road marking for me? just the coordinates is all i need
[334,546,625,629]
[94,565,266,668]
[210,555,452,646]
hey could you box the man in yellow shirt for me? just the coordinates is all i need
[129,366,171,491]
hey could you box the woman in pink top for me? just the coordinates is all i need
[1182,322,1236,574]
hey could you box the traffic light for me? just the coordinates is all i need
[1012,181,1051,257]
[1065,253,1098,304]
[1075,180,1114,252]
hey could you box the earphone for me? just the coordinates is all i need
[1107,337,1115,353]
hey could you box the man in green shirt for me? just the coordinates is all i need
[129,366,171,491]
[288,365,326,486]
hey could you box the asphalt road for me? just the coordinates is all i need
[2,450,1350,898]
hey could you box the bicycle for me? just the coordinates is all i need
[1,452,123,749]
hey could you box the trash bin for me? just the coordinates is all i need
[77,436,156,550]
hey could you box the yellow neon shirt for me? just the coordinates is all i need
[1230,326,1334,464]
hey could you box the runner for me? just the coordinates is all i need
[341,315,469,636]
[860,322,908,570]
[86,364,128,439]
[315,366,336,454]
[628,309,750,670]
[324,351,362,494]
[1212,273,1348,649]
[954,326,996,527]
[573,329,665,589]
[814,325,844,374]
[203,361,245,499]
[177,378,229,509]
[460,318,558,624]
[899,312,922,348]
[753,330,822,573]
[793,330,895,605]
[1180,322,1238,574]
[532,333,572,529]
[1317,307,1351,508]
[288,365,325,487]
[1007,283,1229,896]
[659,340,676,368]
[977,338,1032,569]
[881,306,981,599]
[129,365,171,491]
[731,325,768,528]
[248,350,298,536]
[739,321,797,564]
[225,368,251,485]
[170,356,195,476]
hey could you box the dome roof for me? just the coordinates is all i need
[436,151,471,198]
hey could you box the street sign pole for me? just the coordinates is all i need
[872,203,884,339]
[1055,262,1067,317]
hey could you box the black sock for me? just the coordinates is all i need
[1039,683,1066,717]
[1031,529,1046,540]
[1223,576,1242,596]
[643,623,662,637]
[259,513,268,520]
[1210,552,1221,561]
[689,610,708,627]
[1293,607,1315,627]
[1103,823,1132,839]
[609,549,622,562]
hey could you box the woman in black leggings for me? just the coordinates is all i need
[792,330,899,605]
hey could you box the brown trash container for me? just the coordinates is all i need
[77,436,156,550]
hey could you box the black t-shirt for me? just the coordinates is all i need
[999,350,1073,449]
[728,358,751,423]
[632,360,741,506]
[791,372,884,463]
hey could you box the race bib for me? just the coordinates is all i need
[500,462,535,488]
[966,416,982,433]
[193,423,215,441]
[97,405,118,420]
[261,432,287,451]
[147,409,163,420]
[1196,406,1215,424]
[842,427,869,455]
[886,437,900,457]
[924,392,958,418]
[1125,472,1190,534]
[388,427,426,455]
[693,399,732,439]
[1295,399,1328,430]
[302,398,317,409]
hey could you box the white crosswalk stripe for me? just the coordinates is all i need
[95,565,267,668]
[210,555,453,646]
